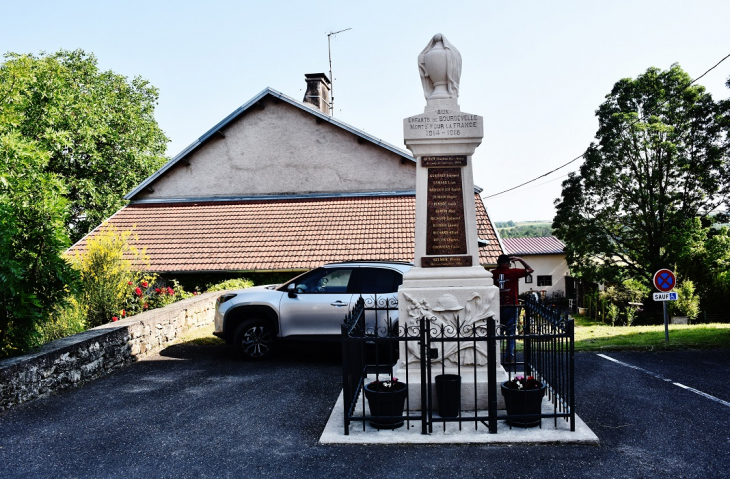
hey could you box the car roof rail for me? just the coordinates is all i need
[324,260,414,266]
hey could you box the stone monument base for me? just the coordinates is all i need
[394,271,504,412]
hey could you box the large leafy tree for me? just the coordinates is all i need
[554,65,730,295]
[0,50,168,355]
[0,50,169,242]
[0,134,76,356]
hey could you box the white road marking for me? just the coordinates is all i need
[672,382,730,408]
[596,354,672,381]
[596,353,730,408]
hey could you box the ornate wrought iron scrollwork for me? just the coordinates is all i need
[343,296,366,337]
[362,295,398,310]
[494,322,509,337]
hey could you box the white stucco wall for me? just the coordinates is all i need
[519,254,569,297]
[136,99,416,200]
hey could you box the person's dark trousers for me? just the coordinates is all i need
[500,305,518,361]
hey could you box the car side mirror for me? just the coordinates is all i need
[287,283,297,298]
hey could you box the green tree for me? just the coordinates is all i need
[0,50,169,242]
[673,218,730,314]
[0,133,77,357]
[554,65,730,294]
[499,224,554,238]
[495,221,516,228]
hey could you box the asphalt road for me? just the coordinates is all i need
[1,340,728,479]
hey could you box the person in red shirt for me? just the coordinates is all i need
[491,254,534,363]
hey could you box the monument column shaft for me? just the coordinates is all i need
[395,33,506,411]
[402,111,493,284]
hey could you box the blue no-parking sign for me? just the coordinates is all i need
[653,269,677,343]
[653,269,676,292]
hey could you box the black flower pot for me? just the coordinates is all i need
[500,381,546,428]
[435,374,461,418]
[363,381,408,429]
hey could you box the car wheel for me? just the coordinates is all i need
[233,319,275,360]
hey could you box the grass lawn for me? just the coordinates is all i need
[572,315,730,351]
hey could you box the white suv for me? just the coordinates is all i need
[214,261,412,359]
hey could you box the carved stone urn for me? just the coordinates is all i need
[423,39,450,99]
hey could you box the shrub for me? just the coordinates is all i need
[68,226,151,327]
[38,297,87,344]
[607,303,620,326]
[670,280,700,321]
[206,278,254,292]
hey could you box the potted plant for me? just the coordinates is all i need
[363,378,408,429]
[500,375,546,427]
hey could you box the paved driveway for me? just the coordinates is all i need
[1,339,728,478]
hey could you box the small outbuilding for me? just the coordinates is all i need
[502,236,569,298]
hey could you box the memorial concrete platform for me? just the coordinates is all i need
[319,390,599,445]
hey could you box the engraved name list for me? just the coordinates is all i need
[425,165,467,257]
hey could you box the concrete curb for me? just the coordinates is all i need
[319,390,600,445]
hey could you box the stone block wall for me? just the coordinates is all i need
[0,291,223,412]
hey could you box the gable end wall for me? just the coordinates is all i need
[136,99,416,200]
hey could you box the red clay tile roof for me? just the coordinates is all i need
[502,236,565,256]
[68,194,503,272]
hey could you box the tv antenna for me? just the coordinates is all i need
[327,27,352,117]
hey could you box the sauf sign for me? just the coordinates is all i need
[653,292,678,301]
[652,269,677,342]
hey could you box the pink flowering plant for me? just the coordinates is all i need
[121,279,191,320]
[504,375,543,391]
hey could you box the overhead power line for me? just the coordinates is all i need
[483,52,730,200]
[483,153,584,199]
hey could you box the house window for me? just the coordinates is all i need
[537,275,552,287]
[524,274,533,284]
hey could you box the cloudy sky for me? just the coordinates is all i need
[2,0,729,222]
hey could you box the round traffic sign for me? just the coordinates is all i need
[653,269,676,292]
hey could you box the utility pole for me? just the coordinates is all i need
[327,27,351,117]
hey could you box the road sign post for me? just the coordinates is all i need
[653,269,676,343]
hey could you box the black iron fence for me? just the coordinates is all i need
[514,296,575,430]
[341,294,575,435]
[341,295,428,434]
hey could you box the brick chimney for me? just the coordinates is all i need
[302,73,331,115]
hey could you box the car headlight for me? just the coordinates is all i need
[217,293,237,305]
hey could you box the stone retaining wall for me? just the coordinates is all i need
[0,291,223,412]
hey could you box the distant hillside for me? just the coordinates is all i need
[496,221,554,238]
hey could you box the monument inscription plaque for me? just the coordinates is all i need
[422,256,472,268]
[404,109,482,140]
[421,156,467,167]
[426,167,466,257]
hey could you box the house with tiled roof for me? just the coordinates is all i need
[68,74,502,284]
[502,236,569,297]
